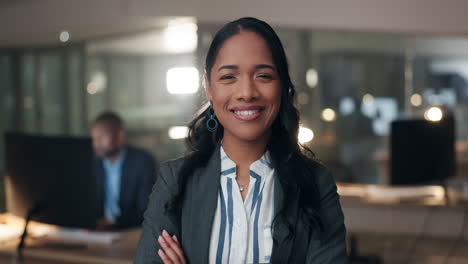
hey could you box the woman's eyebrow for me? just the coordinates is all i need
[218,65,238,71]
[255,64,275,70]
[217,64,276,71]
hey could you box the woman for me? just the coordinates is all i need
[135,17,347,264]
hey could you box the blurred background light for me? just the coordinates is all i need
[297,92,309,105]
[164,21,197,53]
[321,108,336,122]
[363,93,374,105]
[339,97,355,116]
[410,93,422,106]
[298,126,314,143]
[306,68,318,88]
[86,72,107,95]
[166,67,199,94]
[424,106,443,122]
[59,31,70,42]
[168,126,189,139]
[87,83,98,95]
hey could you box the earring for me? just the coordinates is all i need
[206,100,218,133]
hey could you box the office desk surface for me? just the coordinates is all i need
[0,214,141,264]
[1,184,467,264]
[0,229,141,264]
[337,184,468,239]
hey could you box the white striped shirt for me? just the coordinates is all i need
[209,146,275,264]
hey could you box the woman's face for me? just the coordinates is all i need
[206,31,281,143]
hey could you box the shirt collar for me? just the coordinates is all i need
[220,145,274,179]
[103,147,127,168]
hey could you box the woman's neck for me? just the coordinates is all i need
[221,133,270,169]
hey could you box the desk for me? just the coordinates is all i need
[340,184,468,263]
[350,233,468,264]
[0,214,141,264]
[339,184,468,239]
[1,185,468,264]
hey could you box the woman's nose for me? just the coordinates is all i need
[236,77,259,102]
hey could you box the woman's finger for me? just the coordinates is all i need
[158,235,182,263]
[162,230,186,263]
[158,249,173,264]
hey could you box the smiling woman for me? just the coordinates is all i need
[207,30,282,145]
[134,17,347,264]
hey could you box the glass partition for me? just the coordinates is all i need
[2,19,468,191]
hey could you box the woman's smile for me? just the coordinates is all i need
[230,105,265,121]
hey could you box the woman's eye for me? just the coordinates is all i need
[256,73,273,79]
[220,75,236,81]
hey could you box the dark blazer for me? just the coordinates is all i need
[96,145,157,229]
[134,146,347,263]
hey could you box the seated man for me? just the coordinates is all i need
[90,112,157,230]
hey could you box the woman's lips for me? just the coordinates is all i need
[231,107,264,121]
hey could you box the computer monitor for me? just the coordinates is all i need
[390,117,455,185]
[4,132,97,229]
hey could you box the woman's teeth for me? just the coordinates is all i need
[234,110,260,116]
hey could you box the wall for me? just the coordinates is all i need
[1,0,468,47]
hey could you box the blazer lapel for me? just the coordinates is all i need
[270,173,299,263]
[184,146,221,263]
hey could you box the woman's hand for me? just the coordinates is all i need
[157,230,186,264]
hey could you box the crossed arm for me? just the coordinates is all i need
[134,163,186,264]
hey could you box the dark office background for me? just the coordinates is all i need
[1,0,468,212]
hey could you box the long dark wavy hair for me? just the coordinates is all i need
[167,17,323,238]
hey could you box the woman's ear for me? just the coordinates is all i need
[204,73,212,100]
